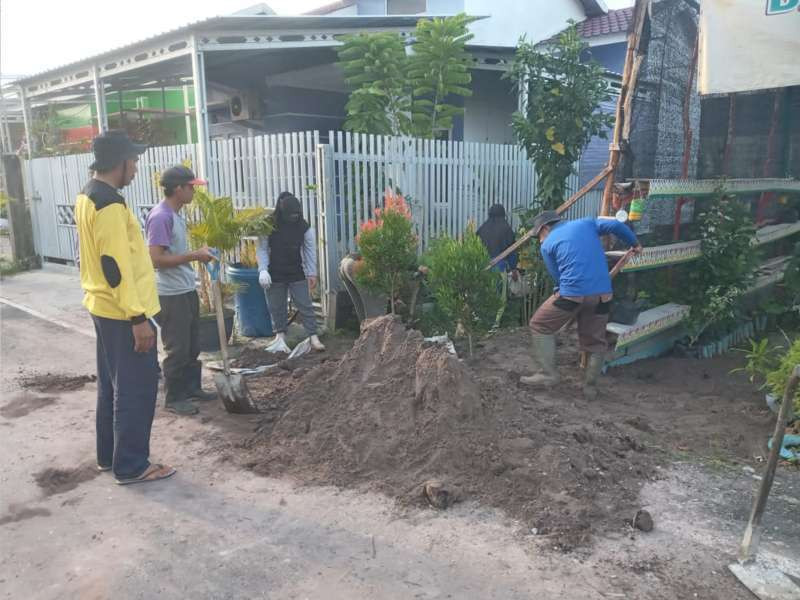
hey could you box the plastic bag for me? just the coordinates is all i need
[288,338,312,360]
[424,334,457,356]
[508,272,527,297]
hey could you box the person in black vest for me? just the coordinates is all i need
[477,204,519,330]
[256,192,324,351]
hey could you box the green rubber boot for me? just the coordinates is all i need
[520,334,560,387]
[583,353,605,401]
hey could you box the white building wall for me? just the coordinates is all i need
[463,70,517,144]
[464,0,586,47]
[342,1,588,47]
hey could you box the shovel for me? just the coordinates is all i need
[728,365,800,600]
[210,263,259,415]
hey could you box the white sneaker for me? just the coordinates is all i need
[310,335,326,351]
[266,332,292,354]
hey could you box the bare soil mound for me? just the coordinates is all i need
[243,316,657,550]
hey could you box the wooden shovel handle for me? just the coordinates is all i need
[212,279,231,375]
[610,248,636,279]
[739,364,800,562]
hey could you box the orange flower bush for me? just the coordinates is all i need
[355,190,418,314]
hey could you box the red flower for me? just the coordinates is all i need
[383,189,411,219]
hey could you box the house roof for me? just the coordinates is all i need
[305,0,357,15]
[576,6,633,39]
[12,14,426,87]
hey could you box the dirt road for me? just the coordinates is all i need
[1,266,798,599]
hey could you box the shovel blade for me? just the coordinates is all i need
[213,372,260,414]
[728,562,800,600]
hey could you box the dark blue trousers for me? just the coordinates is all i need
[92,315,158,479]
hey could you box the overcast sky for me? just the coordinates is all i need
[1,0,634,81]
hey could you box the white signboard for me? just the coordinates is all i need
[698,0,800,95]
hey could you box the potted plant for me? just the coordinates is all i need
[227,209,276,338]
[187,189,271,350]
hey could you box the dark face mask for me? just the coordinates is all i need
[285,212,301,224]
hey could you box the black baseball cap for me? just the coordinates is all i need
[160,165,207,188]
[531,210,562,236]
[89,130,147,171]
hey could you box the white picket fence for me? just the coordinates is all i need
[26,129,602,311]
[321,131,591,254]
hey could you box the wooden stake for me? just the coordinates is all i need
[601,0,651,217]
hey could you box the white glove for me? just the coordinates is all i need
[258,270,272,289]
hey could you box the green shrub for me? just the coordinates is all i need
[355,191,418,314]
[766,338,800,415]
[685,187,759,343]
[423,226,501,356]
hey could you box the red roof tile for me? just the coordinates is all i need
[576,6,633,39]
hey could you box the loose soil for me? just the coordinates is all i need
[230,349,289,369]
[0,392,57,418]
[18,373,96,394]
[235,318,778,551]
[34,464,101,497]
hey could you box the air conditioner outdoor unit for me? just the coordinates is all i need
[230,92,261,121]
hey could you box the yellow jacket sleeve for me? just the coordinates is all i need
[94,204,147,320]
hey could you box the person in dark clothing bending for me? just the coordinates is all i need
[477,204,519,329]
[257,192,324,351]
[522,211,642,400]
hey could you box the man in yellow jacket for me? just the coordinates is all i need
[75,130,175,485]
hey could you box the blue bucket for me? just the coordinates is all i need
[226,263,273,337]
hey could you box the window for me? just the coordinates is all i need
[386,0,426,14]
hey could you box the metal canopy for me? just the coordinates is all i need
[11,15,431,100]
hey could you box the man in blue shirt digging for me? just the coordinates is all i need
[521,210,642,399]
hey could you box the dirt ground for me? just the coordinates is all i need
[228,318,793,556]
[2,268,799,600]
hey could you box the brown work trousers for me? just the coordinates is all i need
[530,293,611,354]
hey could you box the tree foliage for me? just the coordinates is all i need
[355,190,418,314]
[337,14,474,139]
[407,14,475,138]
[423,224,501,356]
[337,33,410,136]
[507,23,612,212]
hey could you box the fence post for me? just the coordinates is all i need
[315,143,338,330]
[1,154,40,268]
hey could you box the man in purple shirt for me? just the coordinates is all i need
[145,166,216,415]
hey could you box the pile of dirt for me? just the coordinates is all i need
[18,373,96,394]
[33,464,100,497]
[242,316,657,550]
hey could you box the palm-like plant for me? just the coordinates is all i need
[337,14,475,139]
[408,14,475,139]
